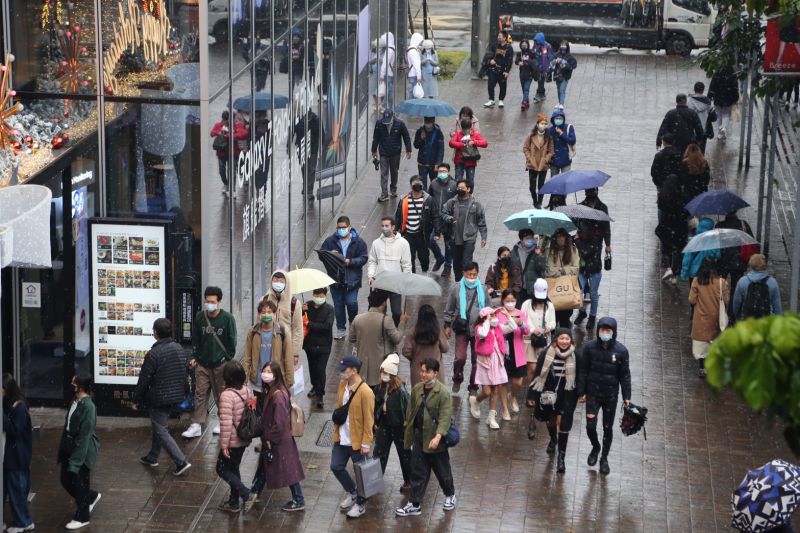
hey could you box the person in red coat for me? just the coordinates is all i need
[449,118,488,192]
[210,111,249,194]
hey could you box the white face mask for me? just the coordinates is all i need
[381,374,391,383]
[340,372,349,381]
[490,318,499,327]
[504,302,516,310]
[205,302,218,312]
[424,378,436,386]
[261,371,273,383]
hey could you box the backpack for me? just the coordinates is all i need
[212,132,229,152]
[741,278,772,319]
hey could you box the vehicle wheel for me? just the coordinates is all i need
[666,34,693,57]
[213,21,228,43]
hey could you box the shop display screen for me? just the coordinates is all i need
[90,222,166,385]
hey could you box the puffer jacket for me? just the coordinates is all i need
[135,338,188,407]
[428,177,458,235]
[371,117,412,157]
[320,229,369,290]
[681,217,720,280]
[708,67,740,108]
[575,197,611,274]
[413,124,445,166]
[576,317,632,400]
[219,386,252,450]
[394,191,435,237]
[548,109,576,168]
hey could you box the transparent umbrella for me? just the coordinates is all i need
[682,229,758,254]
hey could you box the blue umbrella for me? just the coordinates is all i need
[394,98,457,117]
[732,459,800,532]
[503,208,576,235]
[538,170,611,195]
[685,189,750,216]
[232,93,290,112]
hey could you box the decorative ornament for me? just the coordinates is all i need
[51,135,64,149]
[142,0,162,19]
[40,0,63,29]
[56,25,90,93]
[0,54,23,149]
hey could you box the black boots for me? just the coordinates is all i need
[698,358,706,378]
[587,445,601,466]
[599,457,610,475]
[586,315,596,331]
[556,433,569,474]
[527,414,537,440]
[574,309,588,325]
[599,432,613,475]
[546,425,557,454]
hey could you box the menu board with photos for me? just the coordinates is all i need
[90,221,167,385]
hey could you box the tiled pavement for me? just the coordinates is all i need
[19,50,798,532]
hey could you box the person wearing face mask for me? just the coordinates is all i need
[428,163,458,276]
[420,39,440,98]
[577,317,632,476]
[496,289,531,414]
[573,188,612,331]
[183,286,237,439]
[543,228,582,328]
[483,30,514,108]
[394,175,435,274]
[449,118,489,191]
[548,108,576,177]
[413,117,444,189]
[243,300,288,397]
[532,33,554,103]
[349,290,406,385]
[302,288,334,407]
[523,113,556,208]
[521,278,557,412]
[331,356,375,519]
[371,353,412,491]
[402,304,449,386]
[485,246,522,300]
[549,41,577,107]
[443,262,491,394]
[262,270,302,387]
[515,39,536,110]
[441,180,487,281]
[406,33,424,97]
[469,307,510,429]
[396,358,456,517]
[371,109,412,202]
[367,216,412,326]
[450,106,480,137]
[530,329,578,474]
[511,229,548,303]
[321,215,369,339]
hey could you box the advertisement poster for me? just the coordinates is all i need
[90,222,167,385]
[764,17,800,75]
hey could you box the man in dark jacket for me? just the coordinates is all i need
[320,215,369,339]
[650,133,683,190]
[510,229,546,303]
[413,117,445,189]
[303,287,335,407]
[577,316,632,476]
[656,93,705,154]
[708,66,740,140]
[429,163,458,276]
[574,189,612,330]
[136,318,191,475]
[294,111,322,203]
[371,110,412,202]
[395,175,435,273]
[483,30,514,108]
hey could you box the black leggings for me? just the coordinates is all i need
[586,394,618,456]
[528,169,548,207]
[60,464,98,523]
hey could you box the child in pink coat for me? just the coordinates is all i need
[496,288,531,414]
[468,307,510,429]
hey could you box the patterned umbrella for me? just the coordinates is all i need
[732,459,800,532]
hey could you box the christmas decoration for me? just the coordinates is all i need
[56,25,91,93]
[41,0,64,29]
[0,54,24,149]
[142,0,162,19]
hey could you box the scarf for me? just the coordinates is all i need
[459,278,486,320]
[532,344,576,392]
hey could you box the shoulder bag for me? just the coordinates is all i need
[530,303,549,349]
[332,381,363,425]
[718,278,729,331]
[460,143,481,162]
[422,393,460,447]
[452,289,478,335]
[203,312,231,361]
[539,369,563,407]
[234,389,261,440]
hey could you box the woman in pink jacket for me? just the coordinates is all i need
[468,307,510,430]
[216,361,256,513]
[496,289,530,415]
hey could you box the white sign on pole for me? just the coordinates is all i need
[21,282,41,308]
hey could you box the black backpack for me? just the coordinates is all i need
[741,278,772,319]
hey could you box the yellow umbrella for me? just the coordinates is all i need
[285,268,336,295]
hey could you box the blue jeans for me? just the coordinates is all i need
[386,76,395,109]
[521,78,532,103]
[417,165,437,190]
[4,469,33,528]
[454,165,476,191]
[430,229,452,266]
[330,444,367,504]
[579,270,602,317]
[289,483,304,504]
[408,76,417,98]
[330,284,359,331]
[557,80,569,106]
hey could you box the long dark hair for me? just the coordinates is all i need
[2,373,25,410]
[458,106,474,120]
[414,304,441,346]
[548,230,574,265]
[262,361,291,400]
[696,256,716,285]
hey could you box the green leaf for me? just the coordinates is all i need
[732,344,776,411]
[771,313,800,359]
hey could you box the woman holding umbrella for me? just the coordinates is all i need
[688,257,729,378]
[401,304,449,386]
[543,228,581,327]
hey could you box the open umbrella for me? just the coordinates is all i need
[285,268,336,294]
[503,208,577,235]
[394,98,457,117]
[538,169,611,195]
[682,228,758,254]
[554,204,614,222]
[732,459,800,532]
[685,189,750,216]
[233,93,290,112]
[315,249,345,281]
[371,271,442,296]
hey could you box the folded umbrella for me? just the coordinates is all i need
[315,249,346,280]
[371,271,442,296]
[503,208,577,235]
[682,228,758,254]
[554,204,614,222]
[285,268,337,294]
[394,98,457,117]
[732,459,800,532]
[538,169,611,196]
[685,189,750,216]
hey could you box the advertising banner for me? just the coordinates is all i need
[764,17,800,75]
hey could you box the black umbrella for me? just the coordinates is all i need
[315,249,345,281]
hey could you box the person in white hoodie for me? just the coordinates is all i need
[687,81,716,153]
[407,33,424,98]
[378,33,396,110]
[367,216,412,326]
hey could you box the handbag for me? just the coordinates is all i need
[235,390,261,440]
[539,369,563,407]
[460,143,481,162]
[332,381,363,425]
[546,275,582,311]
[354,457,385,498]
[718,278,729,331]
[604,253,612,271]
[452,289,478,335]
[530,303,548,349]
[212,132,229,152]
[422,395,460,448]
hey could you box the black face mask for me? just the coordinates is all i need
[458,190,468,198]
[412,183,423,192]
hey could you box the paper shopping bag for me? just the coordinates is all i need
[546,275,582,311]
[354,457,385,499]
[291,365,305,397]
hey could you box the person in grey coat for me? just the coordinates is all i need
[428,163,459,277]
[441,179,488,281]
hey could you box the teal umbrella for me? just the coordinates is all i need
[503,208,577,235]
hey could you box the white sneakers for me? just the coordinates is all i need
[6,524,35,533]
[181,423,202,438]
[396,502,422,516]
[65,520,89,530]
[498,100,505,108]
[443,495,457,511]
[212,424,221,435]
[483,100,494,108]
[510,397,520,413]
[339,493,357,510]
[719,128,727,141]
[346,504,366,518]
[487,409,500,430]
[661,268,673,282]
[89,493,101,514]
[468,396,481,419]
[334,328,347,340]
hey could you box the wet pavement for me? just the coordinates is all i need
[18,50,799,532]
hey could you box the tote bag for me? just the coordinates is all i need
[546,275,582,311]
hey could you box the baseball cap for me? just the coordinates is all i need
[534,278,548,299]
[381,109,395,124]
[335,355,362,372]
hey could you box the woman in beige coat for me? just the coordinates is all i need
[401,304,449,386]
[242,300,291,392]
[523,113,555,208]
[688,257,729,379]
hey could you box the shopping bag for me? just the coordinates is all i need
[291,365,305,397]
[546,275,582,311]
[354,457,385,499]
[412,82,425,99]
